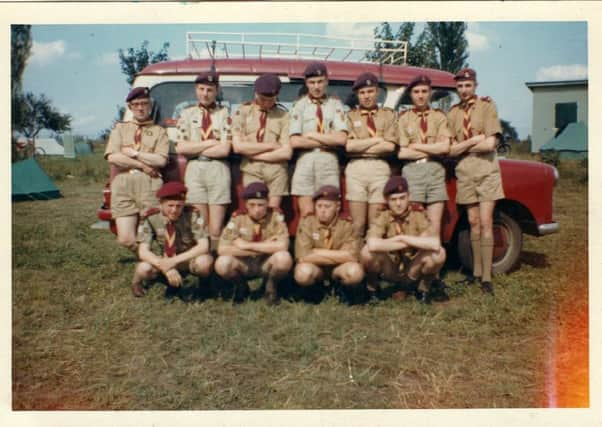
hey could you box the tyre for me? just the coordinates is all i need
[497,142,511,156]
[457,211,523,275]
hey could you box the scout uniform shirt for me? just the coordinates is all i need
[289,94,348,137]
[294,214,360,261]
[104,119,169,218]
[219,208,289,250]
[447,96,503,176]
[137,206,209,256]
[176,103,231,154]
[231,101,290,176]
[346,107,398,155]
[104,119,169,163]
[367,207,430,264]
[398,108,452,148]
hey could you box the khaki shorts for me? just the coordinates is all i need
[402,160,448,203]
[185,159,231,205]
[242,162,289,196]
[291,151,340,196]
[456,168,505,204]
[345,158,390,203]
[111,170,162,218]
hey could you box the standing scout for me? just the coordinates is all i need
[132,181,214,298]
[215,182,292,305]
[294,186,364,303]
[398,75,452,237]
[105,87,169,252]
[231,74,292,209]
[289,62,348,217]
[447,68,505,294]
[345,72,398,237]
[361,176,448,304]
[175,70,232,250]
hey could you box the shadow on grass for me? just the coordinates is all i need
[517,251,550,270]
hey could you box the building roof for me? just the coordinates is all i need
[140,58,456,88]
[525,79,588,90]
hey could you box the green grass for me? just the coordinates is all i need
[12,154,587,409]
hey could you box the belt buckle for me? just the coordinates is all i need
[312,148,323,153]
[198,155,210,161]
[129,169,140,174]
[415,158,428,164]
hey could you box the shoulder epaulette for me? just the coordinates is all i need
[398,109,410,117]
[301,212,314,218]
[410,202,425,212]
[141,207,160,219]
[433,108,445,113]
[480,96,492,103]
[231,208,247,218]
[382,106,395,112]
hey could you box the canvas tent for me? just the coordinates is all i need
[34,137,64,156]
[540,122,588,160]
[12,158,61,201]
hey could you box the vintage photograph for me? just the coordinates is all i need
[9,6,590,423]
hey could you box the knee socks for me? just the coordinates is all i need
[470,233,482,278]
[481,235,494,282]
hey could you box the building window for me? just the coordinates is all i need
[555,102,577,135]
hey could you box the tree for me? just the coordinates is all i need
[19,92,72,142]
[11,25,32,133]
[367,22,469,73]
[118,40,170,86]
[98,104,126,141]
[500,119,519,142]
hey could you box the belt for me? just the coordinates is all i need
[197,155,211,161]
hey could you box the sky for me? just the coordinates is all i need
[20,21,587,140]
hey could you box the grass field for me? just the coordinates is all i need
[12,152,588,409]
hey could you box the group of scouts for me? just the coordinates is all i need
[104,61,504,305]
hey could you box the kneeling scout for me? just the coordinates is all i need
[132,181,214,297]
[361,176,448,304]
[294,185,364,302]
[215,182,292,305]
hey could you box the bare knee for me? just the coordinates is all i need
[215,256,237,279]
[294,263,319,287]
[191,254,214,277]
[269,251,293,277]
[117,234,137,251]
[135,262,156,279]
[338,262,365,287]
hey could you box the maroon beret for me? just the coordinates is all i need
[242,182,269,200]
[126,87,150,103]
[454,68,477,82]
[304,62,328,79]
[195,70,219,86]
[352,72,379,91]
[156,181,188,200]
[406,74,432,92]
[383,176,409,197]
[312,185,341,202]
[255,74,281,96]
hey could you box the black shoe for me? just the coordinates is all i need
[336,286,353,306]
[232,280,250,304]
[415,290,431,305]
[164,285,179,300]
[365,284,381,305]
[456,275,481,286]
[428,281,450,302]
[480,281,494,295]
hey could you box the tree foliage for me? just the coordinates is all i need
[18,92,72,139]
[368,22,469,73]
[11,25,32,131]
[118,40,170,86]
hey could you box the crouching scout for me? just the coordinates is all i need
[231,73,292,208]
[105,87,169,252]
[131,182,214,297]
[175,70,232,250]
[361,176,448,304]
[345,72,398,237]
[215,182,292,305]
[294,186,364,303]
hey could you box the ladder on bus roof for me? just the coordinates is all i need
[185,32,408,65]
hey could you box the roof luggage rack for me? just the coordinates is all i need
[186,31,408,65]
